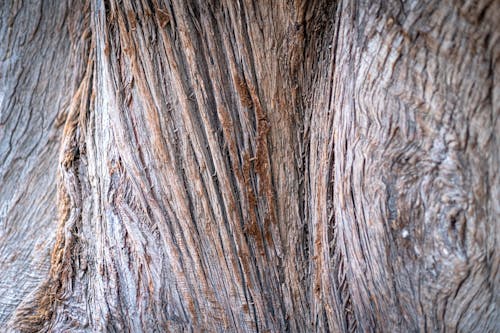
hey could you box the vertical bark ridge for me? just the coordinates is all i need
[0,0,91,329]
[329,0,499,331]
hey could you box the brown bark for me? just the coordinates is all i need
[0,0,498,332]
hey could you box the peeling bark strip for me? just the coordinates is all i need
[0,0,498,332]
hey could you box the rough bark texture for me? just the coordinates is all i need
[0,0,498,332]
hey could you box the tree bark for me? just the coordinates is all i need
[0,0,498,332]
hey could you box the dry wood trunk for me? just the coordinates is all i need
[0,0,498,332]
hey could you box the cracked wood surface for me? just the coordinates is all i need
[0,0,498,332]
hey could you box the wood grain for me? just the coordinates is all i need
[0,0,498,331]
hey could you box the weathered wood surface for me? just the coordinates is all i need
[0,0,498,332]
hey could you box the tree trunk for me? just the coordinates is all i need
[0,0,498,331]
